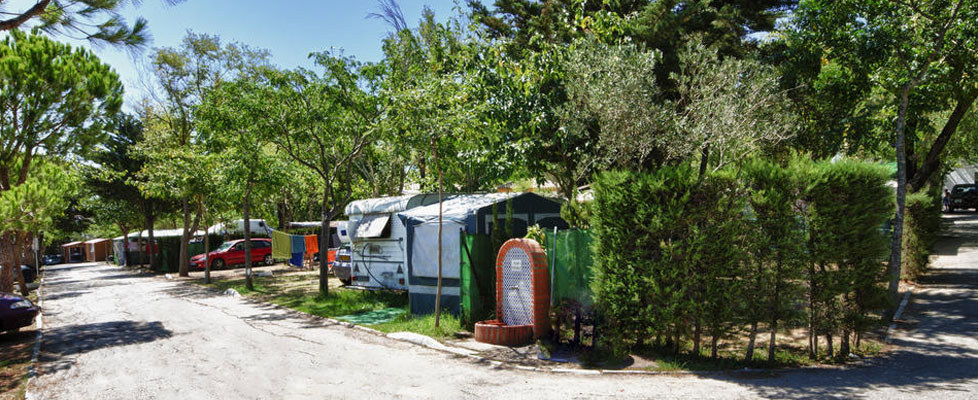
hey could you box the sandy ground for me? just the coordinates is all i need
[28,213,978,399]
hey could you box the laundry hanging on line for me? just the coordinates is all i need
[304,235,319,257]
[290,252,304,268]
[270,230,292,260]
[290,234,306,267]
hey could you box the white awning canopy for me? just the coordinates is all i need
[355,214,390,238]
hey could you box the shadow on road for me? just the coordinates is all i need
[39,320,173,375]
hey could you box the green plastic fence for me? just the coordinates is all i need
[544,229,595,306]
[460,233,496,326]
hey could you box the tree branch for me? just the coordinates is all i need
[0,0,52,31]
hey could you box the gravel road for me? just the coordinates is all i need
[29,214,978,399]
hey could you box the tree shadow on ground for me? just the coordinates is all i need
[42,290,91,301]
[0,329,34,395]
[39,320,172,375]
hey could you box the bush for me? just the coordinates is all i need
[741,157,808,361]
[590,157,894,360]
[590,165,747,357]
[805,158,892,356]
[903,188,941,280]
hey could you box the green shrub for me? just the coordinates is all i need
[591,166,698,357]
[805,158,892,356]
[903,188,941,280]
[590,157,895,361]
[741,157,809,362]
[590,165,747,357]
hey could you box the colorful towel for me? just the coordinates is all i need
[291,234,305,255]
[290,252,304,267]
[304,235,319,257]
[271,230,292,260]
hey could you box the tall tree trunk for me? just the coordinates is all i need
[179,196,192,276]
[433,137,444,327]
[147,215,156,271]
[0,234,13,292]
[808,263,817,360]
[746,321,758,362]
[277,201,286,230]
[11,232,29,296]
[692,321,702,355]
[840,330,851,356]
[698,144,710,180]
[768,319,778,362]
[120,227,130,267]
[825,333,834,359]
[889,81,915,314]
[319,186,331,297]
[908,90,978,192]
[710,332,719,359]
[244,184,254,291]
[201,198,211,285]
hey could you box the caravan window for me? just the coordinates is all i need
[356,214,392,239]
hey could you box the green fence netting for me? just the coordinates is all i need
[460,233,496,327]
[544,229,595,307]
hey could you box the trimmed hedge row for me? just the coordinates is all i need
[591,157,894,360]
[902,187,941,280]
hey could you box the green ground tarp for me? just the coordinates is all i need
[544,229,595,306]
[460,233,496,326]
[335,308,406,325]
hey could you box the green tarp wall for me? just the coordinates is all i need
[460,233,496,327]
[544,229,595,306]
[153,233,224,272]
[458,230,596,326]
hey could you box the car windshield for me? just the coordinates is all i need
[953,186,976,194]
[214,242,235,252]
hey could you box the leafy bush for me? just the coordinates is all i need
[902,188,941,280]
[590,157,894,360]
[805,158,892,356]
[590,165,747,357]
[741,157,808,362]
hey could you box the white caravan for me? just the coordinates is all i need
[344,194,441,290]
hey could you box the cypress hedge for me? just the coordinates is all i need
[591,157,893,360]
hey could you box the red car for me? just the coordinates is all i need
[190,239,273,270]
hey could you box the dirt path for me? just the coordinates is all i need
[29,214,978,399]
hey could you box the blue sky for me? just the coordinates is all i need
[72,0,477,107]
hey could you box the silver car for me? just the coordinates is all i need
[332,245,352,285]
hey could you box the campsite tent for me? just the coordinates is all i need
[397,192,567,316]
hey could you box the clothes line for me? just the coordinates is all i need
[270,228,318,268]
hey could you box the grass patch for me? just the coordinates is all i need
[200,273,466,341]
[272,290,407,318]
[202,275,408,318]
[372,313,463,340]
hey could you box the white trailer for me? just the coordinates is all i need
[344,194,441,290]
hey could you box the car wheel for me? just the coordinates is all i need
[212,258,225,270]
[341,278,352,286]
[263,254,272,266]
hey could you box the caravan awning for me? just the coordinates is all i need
[356,214,390,238]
